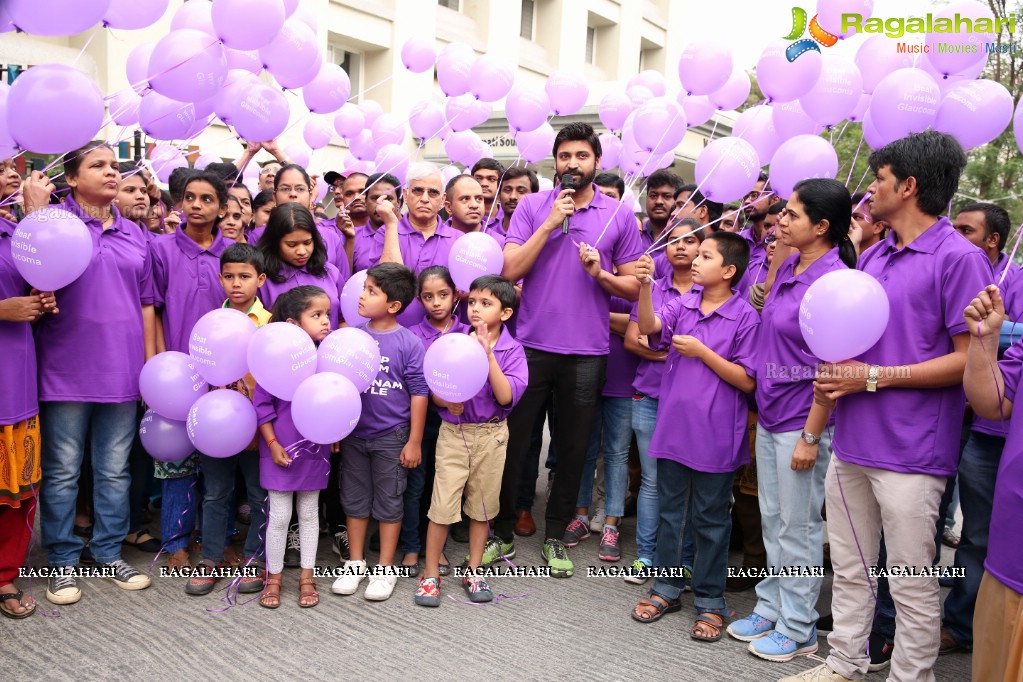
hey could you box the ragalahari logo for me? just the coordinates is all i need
[783,7,838,62]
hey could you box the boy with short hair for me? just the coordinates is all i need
[332,263,429,602]
[415,276,528,606]
[631,232,760,643]
[185,244,270,597]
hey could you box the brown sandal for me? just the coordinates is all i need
[222,546,245,568]
[299,577,319,608]
[166,548,191,571]
[631,594,681,623]
[691,612,725,642]
[260,574,283,609]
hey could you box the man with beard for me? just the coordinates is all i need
[637,170,683,280]
[738,172,781,288]
[499,167,538,234]
[471,158,505,235]
[500,123,644,578]
[673,184,723,233]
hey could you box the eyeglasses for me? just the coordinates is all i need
[277,185,308,194]
[409,187,442,198]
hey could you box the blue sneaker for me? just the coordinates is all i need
[726,612,776,642]
[748,628,818,662]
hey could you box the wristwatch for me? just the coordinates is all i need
[866,365,880,393]
[800,431,821,445]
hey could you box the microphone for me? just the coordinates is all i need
[561,173,575,234]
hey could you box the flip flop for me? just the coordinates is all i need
[0,590,36,619]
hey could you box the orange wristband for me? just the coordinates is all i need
[267,438,278,447]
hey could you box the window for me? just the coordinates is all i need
[328,45,362,103]
[585,26,596,64]
[521,0,535,40]
[439,0,460,10]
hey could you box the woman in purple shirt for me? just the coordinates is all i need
[728,179,858,661]
[273,165,348,278]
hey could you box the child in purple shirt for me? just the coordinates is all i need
[333,263,429,603]
[632,232,759,644]
[256,286,333,609]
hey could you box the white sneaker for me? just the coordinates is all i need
[330,559,367,595]
[589,508,605,533]
[777,664,854,682]
[364,566,397,601]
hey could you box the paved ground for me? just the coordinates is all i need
[4,488,973,682]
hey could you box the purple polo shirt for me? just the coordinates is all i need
[247,225,265,246]
[353,222,382,273]
[0,218,37,423]
[316,217,352,277]
[648,290,760,472]
[370,215,460,277]
[351,323,429,440]
[150,229,232,353]
[36,197,153,402]
[438,326,528,424]
[254,385,329,492]
[259,262,344,329]
[985,339,1023,593]
[409,317,470,353]
[639,220,672,281]
[481,205,505,237]
[833,218,993,475]
[605,296,640,398]
[756,249,847,432]
[629,277,691,400]
[446,219,507,250]
[972,253,1020,437]
[739,226,770,286]
[506,186,645,355]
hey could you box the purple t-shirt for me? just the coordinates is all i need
[506,186,645,355]
[756,249,848,432]
[985,339,1023,593]
[352,323,429,439]
[150,229,231,353]
[639,221,672,282]
[0,218,37,423]
[482,205,505,237]
[648,290,760,472]
[629,277,691,400]
[409,317,470,353]
[316,217,351,277]
[254,385,329,492]
[739,226,770,286]
[353,222,382,273]
[35,198,153,402]
[259,262,344,329]
[371,215,460,277]
[247,225,265,246]
[605,296,640,398]
[438,326,528,424]
[833,219,993,475]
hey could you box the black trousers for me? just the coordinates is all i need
[494,349,606,544]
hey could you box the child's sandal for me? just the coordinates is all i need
[259,574,283,609]
[299,578,319,608]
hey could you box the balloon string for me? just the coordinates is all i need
[645,191,775,255]
[843,137,865,187]
[851,167,871,196]
[70,27,101,69]
[149,476,199,575]
[832,120,850,149]
[975,319,1009,435]
[1000,221,1023,286]
[829,423,879,605]
[346,74,395,103]
[481,156,523,235]
[207,492,269,613]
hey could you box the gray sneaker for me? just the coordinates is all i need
[284,523,300,568]
[46,567,81,605]
[102,559,151,590]
[562,518,590,548]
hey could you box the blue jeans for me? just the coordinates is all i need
[577,397,632,518]
[200,451,267,562]
[943,476,959,530]
[943,431,1004,648]
[652,458,732,612]
[399,462,426,555]
[40,401,137,567]
[754,426,832,643]
[162,475,198,553]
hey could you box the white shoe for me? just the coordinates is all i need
[777,664,853,682]
[589,508,605,533]
[330,559,367,595]
[364,566,397,601]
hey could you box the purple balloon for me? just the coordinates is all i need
[678,42,733,96]
[709,69,751,111]
[397,297,426,327]
[816,0,875,39]
[869,68,940,142]
[104,0,168,29]
[303,63,351,114]
[505,84,550,134]
[424,333,491,403]
[109,88,142,127]
[633,98,687,154]
[213,69,257,123]
[629,70,667,97]
[370,112,406,146]
[139,91,199,141]
[757,40,822,103]
[446,95,492,132]
[334,105,365,139]
[231,83,290,141]
[148,29,227,103]
[375,144,409,185]
[769,135,839,200]
[860,108,890,150]
[848,92,870,122]
[212,0,284,50]
[317,327,381,393]
[193,153,221,170]
[1015,98,1023,157]
[772,100,820,140]
[246,322,318,401]
[598,133,623,171]
[925,1,992,76]
[7,65,104,154]
[733,105,782,167]
[917,55,987,97]
[799,269,890,363]
[188,308,257,385]
[139,409,194,462]
[409,100,446,139]
[359,100,384,128]
[149,143,187,183]
[470,54,515,102]
[303,117,334,150]
[545,70,588,116]
[514,123,555,164]
[126,42,156,94]
[0,4,14,33]
[187,389,258,458]
[350,130,377,161]
[445,130,487,167]
[402,36,437,73]
[627,84,654,107]
[291,373,362,444]
[170,0,214,33]
[140,351,208,421]
[448,232,504,291]
[225,48,263,75]
[283,143,311,170]
[10,208,93,290]
[694,137,761,204]
[934,79,1013,150]
[7,0,109,36]
[340,270,370,326]
[436,43,475,97]
[799,55,863,127]
[855,35,914,94]
[678,93,715,128]
[260,18,320,89]
[598,92,633,132]
[282,0,299,18]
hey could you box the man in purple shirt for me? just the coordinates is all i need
[500,123,644,577]
[353,172,403,273]
[378,163,459,277]
[471,158,505,235]
[673,183,723,234]
[784,132,993,682]
[953,202,1017,286]
[739,172,781,287]
[499,167,538,235]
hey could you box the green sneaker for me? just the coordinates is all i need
[465,537,515,568]
[542,539,574,578]
[624,558,652,585]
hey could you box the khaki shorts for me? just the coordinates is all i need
[428,420,508,525]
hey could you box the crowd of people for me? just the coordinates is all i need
[1,123,1022,682]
